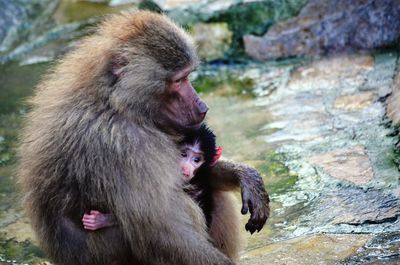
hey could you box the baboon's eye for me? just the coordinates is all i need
[175,76,188,87]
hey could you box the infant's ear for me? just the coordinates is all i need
[210,146,223,166]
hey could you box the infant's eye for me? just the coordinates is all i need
[181,151,187,157]
[193,157,201,163]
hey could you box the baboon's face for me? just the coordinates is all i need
[161,65,208,132]
[179,142,205,181]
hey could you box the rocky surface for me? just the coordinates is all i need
[308,145,374,185]
[241,234,371,265]
[189,51,400,264]
[244,0,400,60]
[0,0,58,53]
[228,52,400,264]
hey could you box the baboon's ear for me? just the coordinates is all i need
[111,55,128,77]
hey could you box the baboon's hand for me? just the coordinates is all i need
[239,166,270,234]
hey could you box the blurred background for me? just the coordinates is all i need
[0,0,399,264]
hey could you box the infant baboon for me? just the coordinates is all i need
[179,125,242,261]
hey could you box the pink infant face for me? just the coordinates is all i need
[179,142,204,181]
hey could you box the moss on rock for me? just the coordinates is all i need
[0,235,45,265]
[193,71,255,97]
[256,150,298,195]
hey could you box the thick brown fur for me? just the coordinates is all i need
[18,11,233,265]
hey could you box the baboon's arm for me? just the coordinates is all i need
[209,160,270,234]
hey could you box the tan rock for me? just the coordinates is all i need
[387,69,400,125]
[288,54,374,91]
[191,23,232,61]
[240,234,371,265]
[334,92,375,111]
[308,145,373,185]
[0,216,35,242]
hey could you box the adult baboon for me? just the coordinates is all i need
[18,11,269,265]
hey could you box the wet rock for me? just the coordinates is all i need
[362,52,398,98]
[161,0,205,10]
[314,188,400,225]
[363,260,400,265]
[191,23,232,61]
[166,0,238,23]
[334,92,375,111]
[1,0,134,64]
[240,234,371,265]
[256,53,400,243]
[108,0,140,5]
[0,0,57,53]
[244,0,400,60]
[339,232,400,264]
[308,145,374,185]
[287,55,374,92]
[244,65,292,97]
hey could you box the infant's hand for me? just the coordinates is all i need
[82,210,114,230]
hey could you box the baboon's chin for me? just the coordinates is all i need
[184,122,203,132]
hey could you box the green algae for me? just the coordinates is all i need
[0,114,23,167]
[392,125,400,171]
[256,151,298,195]
[54,0,132,24]
[0,166,16,196]
[193,71,255,97]
[392,142,400,171]
[138,0,162,13]
[0,62,48,114]
[0,235,44,265]
[0,62,48,167]
[0,61,48,264]
[385,124,400,171]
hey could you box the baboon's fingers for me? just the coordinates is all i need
[241,189,249,214]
